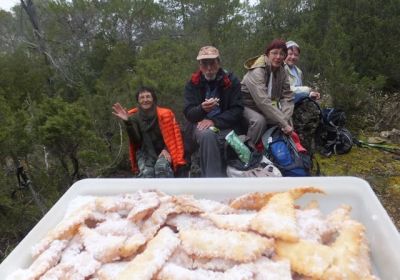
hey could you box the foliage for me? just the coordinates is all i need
[32,97,111,184]
[131,37,196,117]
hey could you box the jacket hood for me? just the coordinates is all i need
[244,54,268,70]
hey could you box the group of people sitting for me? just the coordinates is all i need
[112,38,321,178]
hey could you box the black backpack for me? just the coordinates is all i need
[322,108,346,127]
[317,108,353,156]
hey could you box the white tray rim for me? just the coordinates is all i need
[1,176,399,279]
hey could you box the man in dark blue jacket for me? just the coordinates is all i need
[183,46,243,177]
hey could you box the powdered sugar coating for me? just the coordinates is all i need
[296,208,330,243]
[6,187,379,280]
[166,213,215,231]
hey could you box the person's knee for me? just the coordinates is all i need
[250,116,267,131]
[154,157,173,178]
[196,129,217,145]
[141,167,155,178]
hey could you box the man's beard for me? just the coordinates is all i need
[205,74,217,81]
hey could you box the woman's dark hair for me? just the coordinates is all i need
[135,86,157,104]
[265,38,288,56]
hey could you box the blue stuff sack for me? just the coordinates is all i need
[262,126,311,177]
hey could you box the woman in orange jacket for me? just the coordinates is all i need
[112,87,186,177]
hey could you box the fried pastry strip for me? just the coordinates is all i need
[296,208,331,243]
[95,194,138,213]
[192,256,239,271]
[276,239,335,278]
[322,221,376,280]
[326,204,352,229]
[156,262,254,280]
[39,263,74,280]
[95,191,163,214]
[140,199,179,240]
[93,216,147,258]
[8,240,69,280]
[174,195,236,214]
[168,246,194,268]
[32,239,68,278]
[250,191,299,242]
[166,213,216,231]
[202,213,256,231]
[180,228,274,262]
[252,257,292,280]
[127,195,160,222]
[117,227,180,280]
[79,226,127,263]
[31,203,95,258]
[40,251,100,280]
[229,192,274,210]
[119,232,147,258]
[96,261,130,280]
[94,215,141,236]
[288,186,324,200]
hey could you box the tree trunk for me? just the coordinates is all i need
[20,0,54,93]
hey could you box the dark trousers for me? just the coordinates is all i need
[192,127,230,177]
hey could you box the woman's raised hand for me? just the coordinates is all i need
[112,103,129,121]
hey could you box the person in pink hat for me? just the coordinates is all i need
[183,46,243,177]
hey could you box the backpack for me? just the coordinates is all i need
[225,134,282,177]
[226,153,282,177]
[292,95,322,154]
[322,108,346,127]
[317,108,353,156]
[262,126,312,177]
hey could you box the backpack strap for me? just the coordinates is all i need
[286,134,300,157]
[261,126,280,150]
[262,126,302,155]
[322,108,336,127]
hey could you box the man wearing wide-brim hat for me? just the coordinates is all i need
[183,46,244,177]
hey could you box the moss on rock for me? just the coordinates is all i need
[315,145,400,229]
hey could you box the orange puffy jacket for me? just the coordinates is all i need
[127,106,186,174]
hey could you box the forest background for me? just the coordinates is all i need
[1,0,399,260]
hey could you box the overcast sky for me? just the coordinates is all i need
[0,0,19,12]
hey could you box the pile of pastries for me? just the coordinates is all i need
[7,187,379,280]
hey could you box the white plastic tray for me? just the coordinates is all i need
[1,177,399,279]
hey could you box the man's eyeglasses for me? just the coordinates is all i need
[269,51,286,57]
[199,59,218,67]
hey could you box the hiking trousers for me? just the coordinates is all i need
[136,150,174,178]
[243,107,268,145]
[193,127,230,177]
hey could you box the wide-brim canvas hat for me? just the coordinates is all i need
[197,46,220,60]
